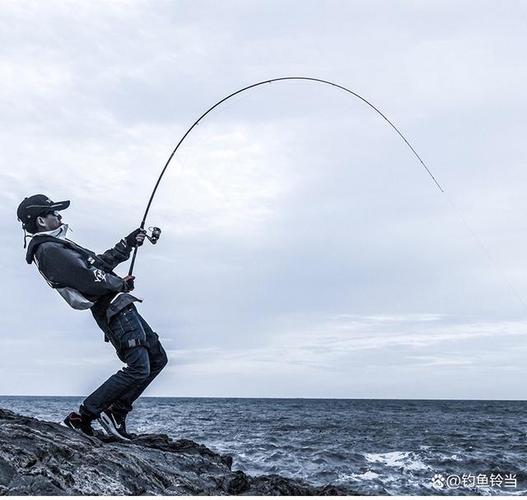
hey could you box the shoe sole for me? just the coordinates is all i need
[98,412,130,441]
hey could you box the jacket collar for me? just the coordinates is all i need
[32,224,69,240]
[25,225,70,264]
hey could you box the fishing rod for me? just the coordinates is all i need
[128,76,444,276]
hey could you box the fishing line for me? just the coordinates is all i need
[128,76,527,312]
[443,193,527,310]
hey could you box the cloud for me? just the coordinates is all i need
[2,0,527,398]
[162,314,527,371]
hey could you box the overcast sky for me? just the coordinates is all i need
[1,0,527,399]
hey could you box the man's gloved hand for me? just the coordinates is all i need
[122,275,135,292]
[125,228,146,248]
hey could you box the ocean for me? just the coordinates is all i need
[0,396,525,495]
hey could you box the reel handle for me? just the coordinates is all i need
[146,226,161,245]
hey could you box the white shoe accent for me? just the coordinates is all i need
[98,412,130,441]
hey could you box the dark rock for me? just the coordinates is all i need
[0,407,353,495]
[227,470,251,494]
[0,457,16,486]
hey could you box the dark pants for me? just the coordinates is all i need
[81,304,168,420]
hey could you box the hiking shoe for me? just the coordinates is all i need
[98,409,133,441]
[63,411,94,436]
[107,405,137,440]
[114,416,137,440]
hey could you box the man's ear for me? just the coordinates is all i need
[36,216,46,229]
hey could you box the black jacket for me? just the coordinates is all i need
[25,235,141,332]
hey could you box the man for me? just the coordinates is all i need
[17,194,168,440]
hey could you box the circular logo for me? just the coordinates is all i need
[432,474,445,489]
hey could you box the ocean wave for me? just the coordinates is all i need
[364,450,430,471]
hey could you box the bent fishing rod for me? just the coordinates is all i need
[128,76,444,276]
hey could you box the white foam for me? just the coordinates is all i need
[354,471,381,480]
[364,451,429,471]
[337,470,381,483]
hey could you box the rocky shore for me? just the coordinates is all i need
[0,408,353,495]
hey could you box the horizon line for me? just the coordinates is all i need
[1,395,526,402]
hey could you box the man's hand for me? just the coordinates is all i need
[122,275,135,292]
[125,228,147,248]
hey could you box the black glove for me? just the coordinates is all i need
[122,275,135,292]
[125,228,146,248]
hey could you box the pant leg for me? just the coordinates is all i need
[110,313,168,415]
[81,305,151,419]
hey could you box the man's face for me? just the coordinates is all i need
[37,211,63,232]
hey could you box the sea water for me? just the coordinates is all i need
[1,396,526,495]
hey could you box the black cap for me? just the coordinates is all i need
[17,194,70,233]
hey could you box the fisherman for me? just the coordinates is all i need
[16,194,168,440]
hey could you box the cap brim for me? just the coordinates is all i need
[50,200,70,211]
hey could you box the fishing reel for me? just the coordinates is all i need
[146,226,161,244]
